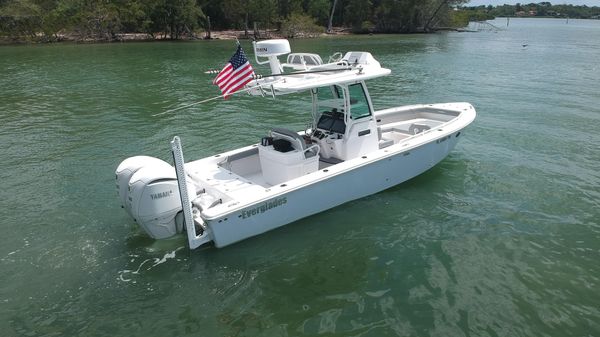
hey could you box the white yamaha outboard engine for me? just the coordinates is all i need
[115,156,195,239]
[116,156,172,215]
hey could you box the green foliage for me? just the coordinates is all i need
[449,10,469,27]
[464,2,600,19]
[344,0,371,32]
[278,0,303,19]
[248,0,278,29]
[1,0,204,41]
[450,8,494,27]
[0,0,43,39]
[373,0,426,33]
[55,1,123,40]
[4,0,598,42]
[220,0,249,29]
[145,0,204,39]
[280,12,323,37]
[306,0,330,26]
[360,20,375,33]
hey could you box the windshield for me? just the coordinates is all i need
[348,83,372,120]
[314,85,344,113]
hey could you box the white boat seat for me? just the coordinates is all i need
[377,126,394,148]
[270,128,319,158]
[408,123,431,134]
[271,127,307,150]
[260,128,321,185]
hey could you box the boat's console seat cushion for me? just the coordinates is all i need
[272,139,294,153]
[270,128,319,158]
[271,128,307,150]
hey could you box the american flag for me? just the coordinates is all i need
[213,44,255,99]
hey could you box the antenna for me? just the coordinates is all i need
[253,39,290,75]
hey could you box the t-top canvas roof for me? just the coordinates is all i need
[247,50,391,96]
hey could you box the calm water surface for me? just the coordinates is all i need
[1,18,599,336]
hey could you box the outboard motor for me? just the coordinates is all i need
[116,156,172,215]
[115,156,195,239]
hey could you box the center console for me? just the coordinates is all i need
[311,110,346,160]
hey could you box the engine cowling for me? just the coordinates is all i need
[115,156,172,215]
[115,156,195,239]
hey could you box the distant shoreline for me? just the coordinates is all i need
[0,28,353,45]
[2,17,598,46]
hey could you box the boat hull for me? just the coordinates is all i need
[207,131,462,247]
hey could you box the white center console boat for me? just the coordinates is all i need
[115,39,476,249]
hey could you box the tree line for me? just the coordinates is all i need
[0,0,469,42]
[454,2,600,24]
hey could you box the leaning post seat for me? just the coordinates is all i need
[258,128,320,185]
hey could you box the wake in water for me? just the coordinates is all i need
[118,246,184,283]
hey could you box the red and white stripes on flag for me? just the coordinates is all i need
[213,44,255,99]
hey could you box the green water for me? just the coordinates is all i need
[1,18,599,336]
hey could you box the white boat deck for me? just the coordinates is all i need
[379,118,445,143]
[185,154,269,204]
